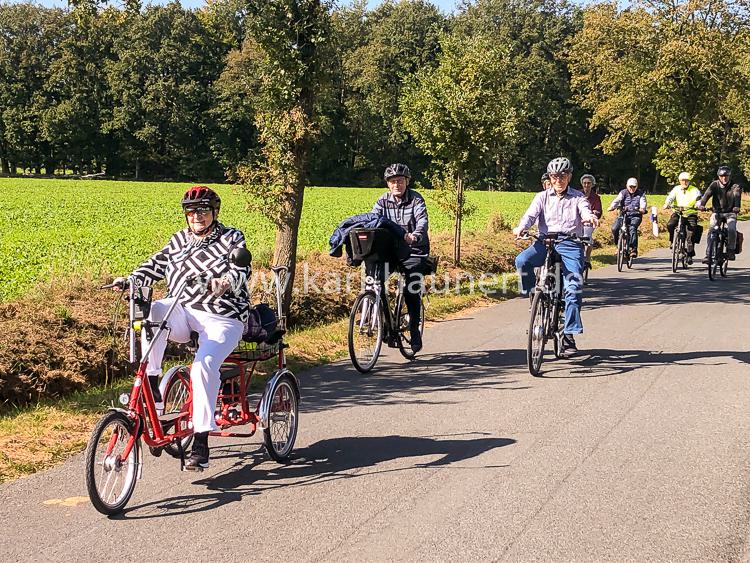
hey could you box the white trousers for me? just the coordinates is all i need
[145,299,244,432]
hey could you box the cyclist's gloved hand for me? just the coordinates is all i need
[210,276,231,297]
[112,277,128,292]
[404,233,417,245]
[732,207,740,213]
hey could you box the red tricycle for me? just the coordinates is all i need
[85,262,299,515]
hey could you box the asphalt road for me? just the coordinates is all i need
[2,224,750,562]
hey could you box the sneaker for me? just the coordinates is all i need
[185,431,209,471]
[687,256,693,265]
[410,331,423,354]
[560,334,578,358]
[630,249,638,258]
[585,261,592,271]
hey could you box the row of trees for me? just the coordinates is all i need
[4,0,750,283]
[5,0,750,189]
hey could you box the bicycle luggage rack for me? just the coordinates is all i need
[231,340,280,362]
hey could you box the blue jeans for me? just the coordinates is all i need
[515,239,585,334]
[612,215,642,251]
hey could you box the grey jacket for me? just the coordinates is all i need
[372,189,430,256]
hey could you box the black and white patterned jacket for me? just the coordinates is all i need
[129,223,250,322]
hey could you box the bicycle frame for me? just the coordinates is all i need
[361,261,406,342]
[114,267,290,461]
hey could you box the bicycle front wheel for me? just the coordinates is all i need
[263,373,299,462]
[395,293,425,360]
[671,238,679,273]
[527,291,547,377]
[85,410,139,515]
[708,237,717,281]
[348,291,383,373]
[617,235,625,272]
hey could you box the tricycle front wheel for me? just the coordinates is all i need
[85,410,139,515]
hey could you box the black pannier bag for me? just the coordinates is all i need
[242,303,278,343]
[349,228,398,263]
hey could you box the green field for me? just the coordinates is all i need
[2,178,621,301]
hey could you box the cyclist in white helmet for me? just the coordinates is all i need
[513,157,598,357]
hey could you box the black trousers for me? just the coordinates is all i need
[666,213,698,254]
[366,255,428,335]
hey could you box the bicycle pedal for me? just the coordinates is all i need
[149,446,164,458]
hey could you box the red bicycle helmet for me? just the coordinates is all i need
[181,186,221,212]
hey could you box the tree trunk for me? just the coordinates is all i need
[453,171,464,266]
[273,177,305,322]
[1,158,9,175]
[135,158,140,180]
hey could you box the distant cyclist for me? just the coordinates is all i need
[663,172,701,264]
[513,157,598,358]
[541,172,551,190]
[580,174,602,270]
[699,165,742,263]
[608,177,647,258]
[371,163,430,352]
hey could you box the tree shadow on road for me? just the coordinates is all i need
[114,432,516,520]
[536,348,750,379]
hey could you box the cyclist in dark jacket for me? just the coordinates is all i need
[607,177,647,258]
[371,163,430,352]
[699,165,742,262]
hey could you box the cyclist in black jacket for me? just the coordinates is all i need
[371,163,430,353]
[699,166,742,262]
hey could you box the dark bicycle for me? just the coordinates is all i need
[706,209,731,281]
[668,206,691,273]
[616,213,636,272]
[523,232,590,377]
[347,228,435,373]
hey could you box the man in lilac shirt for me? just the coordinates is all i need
[512,157,598,357]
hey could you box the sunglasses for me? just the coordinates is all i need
[627,184,637,188]
[185,207,213,216]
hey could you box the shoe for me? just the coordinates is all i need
[149,375,163,415]
[560,334,578,358]
[630,250,638,258]
[687,257,693,265]
[702,257,710,264]
[728,252,736,260]
[184,431,209,471]
[410,332,423,354]
[585,261,592,270]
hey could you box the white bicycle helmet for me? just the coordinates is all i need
[580,174,596,185]
[547,157,573,175]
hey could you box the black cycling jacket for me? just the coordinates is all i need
[699,180,742,214]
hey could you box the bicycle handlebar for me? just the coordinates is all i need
[517,232,591,245]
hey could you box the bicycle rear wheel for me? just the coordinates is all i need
[551,300,565,359]
[395,292,425,360]
[85,410,139,515]
[160,366,193,458]
[527,291,547,377]
[348,291,383,373]
[263,373,299,462]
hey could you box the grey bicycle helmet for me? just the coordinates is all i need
[717,165,732,177]
[547,157,573,175]
[541,172,550,182]
[384,163,411,181]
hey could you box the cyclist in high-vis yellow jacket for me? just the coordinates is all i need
[663,172,701,262]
